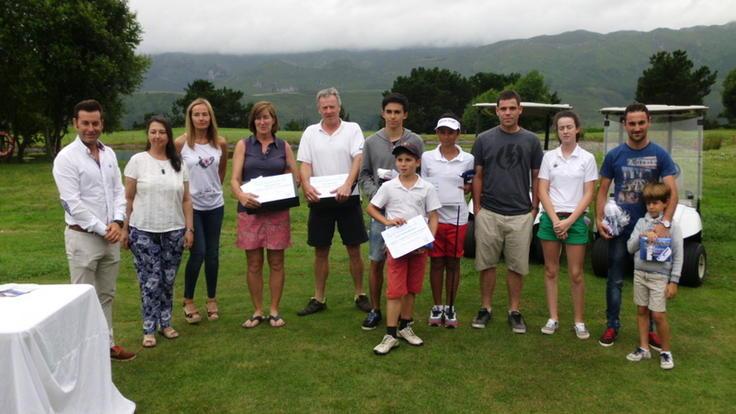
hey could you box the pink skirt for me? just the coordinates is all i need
[236,210,291,250]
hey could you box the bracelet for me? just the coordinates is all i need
[186,228,195,233]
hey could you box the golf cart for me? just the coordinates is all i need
[464,102,574,262]
[591,105,708,287]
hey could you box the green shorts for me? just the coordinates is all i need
[537,212,589,245]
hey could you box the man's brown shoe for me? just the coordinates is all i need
[110,345,136,361]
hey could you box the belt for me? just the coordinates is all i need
[555,212,572,219]
[68,224,86,232]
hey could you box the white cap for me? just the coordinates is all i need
[435,117,461,131]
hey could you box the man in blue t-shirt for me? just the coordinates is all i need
[595,103,678,347]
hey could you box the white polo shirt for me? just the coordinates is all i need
[52,136,126,236]
[370,175,441,224]
[297,120,364,196]
[538,144,598,213]
[421,145,474,225]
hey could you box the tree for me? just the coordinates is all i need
[387,67,472,133]
[462,70,560,133]
[170,80,251,128]
[636,50,717,105]
[722,68,736,124]
[0,0,149,160]
[468,72,520,97]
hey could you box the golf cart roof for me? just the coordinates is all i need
[474,102,573,116]
[600,105,708,116]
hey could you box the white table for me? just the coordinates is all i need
[0,284,135,413]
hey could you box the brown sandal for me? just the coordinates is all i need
[206,298,219,321]
[183,300,202,324]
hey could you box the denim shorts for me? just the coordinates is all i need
[369,218,387,262]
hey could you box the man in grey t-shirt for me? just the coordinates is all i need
[469,90,543,334]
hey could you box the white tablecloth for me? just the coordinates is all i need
[0,284,135,414]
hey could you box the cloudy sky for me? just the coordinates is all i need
[129,0,736,54]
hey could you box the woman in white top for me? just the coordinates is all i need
[536,110,598,339]
[122,116,194,348]
[175,98,228,324]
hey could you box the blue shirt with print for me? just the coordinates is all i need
[600,142,677,236]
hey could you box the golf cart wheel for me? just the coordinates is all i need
[530,224,544,264]
[679,242,706,287]
[591,237,608,278]
[464,216,476,259]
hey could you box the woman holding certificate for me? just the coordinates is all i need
[231,101,299,328]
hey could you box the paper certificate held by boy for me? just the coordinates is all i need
[381,215,435,258]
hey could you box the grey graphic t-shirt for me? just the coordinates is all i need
[471,126,543,215]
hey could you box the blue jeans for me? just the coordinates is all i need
[184,206,224,299]
[606,235,629,329]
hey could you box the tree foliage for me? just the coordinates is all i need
[636,50,717,106]
[386,67,472,133]
[170,80,251,128]
[0,0,149,160]
[722,68,736,124]
[462,70,560,134]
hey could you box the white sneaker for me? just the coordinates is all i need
[373,335,399,355]
[626,347,652,362]
[574,323,590,339]
[444,305,458,328]
[541,319,558,335]
[428,306,443,327]
[397,326,424,346]
[660,352,675,370]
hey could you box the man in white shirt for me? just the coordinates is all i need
[52,99,135,361]
[296,87,370,316]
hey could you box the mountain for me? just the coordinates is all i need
[122,22,736,131]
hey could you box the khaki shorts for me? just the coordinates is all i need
[474,209,533,275]
[633,269,668,312]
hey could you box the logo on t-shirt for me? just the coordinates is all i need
[618,156,658,205]
[495,144,523,170]
[198,156,215,169]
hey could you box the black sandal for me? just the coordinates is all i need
[269,315,286,328]
[241,315,264,329]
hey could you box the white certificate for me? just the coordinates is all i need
[426,176,464,205]
[381,215,435,259]
[310,173,349,198]
[240,173,296,203]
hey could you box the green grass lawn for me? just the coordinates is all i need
[1,139,735,413]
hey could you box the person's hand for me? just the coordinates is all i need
[303,183,321,203]
[646,230,658,244]
[666,282,678,299]
[386,217,407,227]
[105,222,122,243]
[554,217,572,237]
[597,218,612,240]
[332,182,353,202]
[653,223,670,239]
[120,228,129,250]
[531,207,539,218]
[238,192,261,209]
[184,230,194,249]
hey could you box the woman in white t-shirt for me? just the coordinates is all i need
[122,116,194,348]
[537,110,598,339]
[175,98,228,324]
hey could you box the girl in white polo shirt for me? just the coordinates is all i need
[420,115,474,328]
[537,110,598,339]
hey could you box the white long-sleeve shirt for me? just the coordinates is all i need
[52,136,126,236]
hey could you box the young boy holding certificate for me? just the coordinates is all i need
[367,142,440,355]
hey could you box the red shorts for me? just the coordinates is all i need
[386,251,427,299]
[428,223,467,258]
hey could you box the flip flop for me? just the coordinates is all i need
[160,327,179,339]
[142,334,157,348]
[241,315,264,329]
[269,315,286,328]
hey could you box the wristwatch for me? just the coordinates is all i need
[661,219,671,229]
